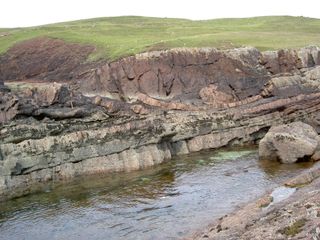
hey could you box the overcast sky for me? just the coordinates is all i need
[1,0,320,28]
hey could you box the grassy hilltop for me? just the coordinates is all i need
[1,16,320,61]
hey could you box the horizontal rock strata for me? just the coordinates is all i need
[1,91,320,200]
[1,44,320,200]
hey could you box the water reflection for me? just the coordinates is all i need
[0,146,313,240]
[258,158,313,179]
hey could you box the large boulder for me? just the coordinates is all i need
[259,122,320,163]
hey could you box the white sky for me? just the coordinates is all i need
[1,0,320,28]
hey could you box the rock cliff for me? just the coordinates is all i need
[1,38,320,101]
[1,40,320,200]
[72,45,320,102]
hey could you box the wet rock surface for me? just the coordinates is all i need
[191,162,320,240]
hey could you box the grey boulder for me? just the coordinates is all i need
[259,122,320,163]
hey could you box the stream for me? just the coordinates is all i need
[0,147,313,240]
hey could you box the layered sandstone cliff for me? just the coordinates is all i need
[1,38,320,101]
[1,40,320,200]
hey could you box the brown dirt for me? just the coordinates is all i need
[0,37,96,82]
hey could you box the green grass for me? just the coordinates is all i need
[1,15,320,61]
[279,218,307,236]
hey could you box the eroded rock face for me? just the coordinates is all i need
[0,82,114,123]
[261,66,320,98]
[78,46,320,102]
[0,92,18,124]
[79,47,270,101]
[74,46,318,101]
[298,46,320,67]
[1,89,320,200]
[1,38,320,104]
[259,122,320,163]
[260,46,320,74]
[199,84,234,107]
[1,43,320,200]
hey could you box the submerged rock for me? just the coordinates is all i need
[259,122,320,163]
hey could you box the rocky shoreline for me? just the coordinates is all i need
[1,42,320,203]
[190,162,320,240]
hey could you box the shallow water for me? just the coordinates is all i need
[0,147,313,240]
[270,186,297,204]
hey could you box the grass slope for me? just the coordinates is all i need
[1,16,320,61]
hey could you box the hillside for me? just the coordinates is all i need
[1,16,320,61]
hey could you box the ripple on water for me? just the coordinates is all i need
[0,146,314,240]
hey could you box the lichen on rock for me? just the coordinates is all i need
[259,122,320,163]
